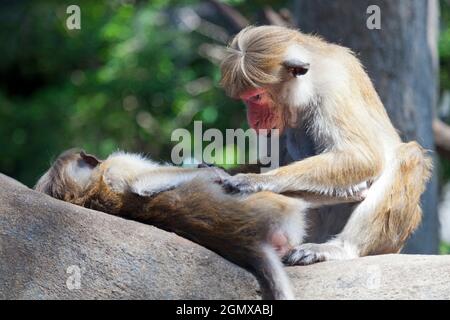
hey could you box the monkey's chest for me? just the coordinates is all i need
[281,127,317,165]
[280,127,354,243]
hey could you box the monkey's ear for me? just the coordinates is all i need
[282,59,310,77]
[80,151,102,167]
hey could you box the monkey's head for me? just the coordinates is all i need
[221,25,344,133]
[34,149,102,202]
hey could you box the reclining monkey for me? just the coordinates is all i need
[35,149,363,300]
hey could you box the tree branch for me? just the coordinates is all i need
[262,6,292,27]
[207,0,249,32]
[433,119,450,161]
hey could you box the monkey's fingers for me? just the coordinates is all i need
[197,167,230,185]
[282,246,326,266]
[221,184,239,194]
[282,243,357,266]
[220,175,261,194]
[219,178,242,194]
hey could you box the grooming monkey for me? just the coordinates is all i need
[34,149,363,299]
[220,25,432,265]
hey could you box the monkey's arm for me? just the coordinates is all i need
[131,166,229,197]
[222,151,381,197]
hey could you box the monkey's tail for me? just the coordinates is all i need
[352,141,432,255]
[251,244,295,300]
[385,141,433,244]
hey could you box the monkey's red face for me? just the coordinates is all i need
[240,88,283,133]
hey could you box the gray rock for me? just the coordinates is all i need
[1,173,449,300]
[290,254,450,299]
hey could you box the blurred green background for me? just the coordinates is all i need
[0,0,448,187]
[0,0,259,186]
[442,0,450,91]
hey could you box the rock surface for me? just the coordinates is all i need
[1,173,449,300]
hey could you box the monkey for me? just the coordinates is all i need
[34,149,365,299]
[219,25,432,266]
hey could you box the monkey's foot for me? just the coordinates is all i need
[220,174,262,194]
[282,242,358,266]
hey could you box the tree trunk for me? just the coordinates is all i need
[294,0,440,253]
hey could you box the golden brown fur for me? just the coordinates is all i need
[219,25,432,264]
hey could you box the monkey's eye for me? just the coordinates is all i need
[282,59,310,78]
[249,94,262,103]
[289,67,309,77]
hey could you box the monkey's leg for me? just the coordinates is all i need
[283,142,432,265]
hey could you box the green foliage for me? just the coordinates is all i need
[439,0,450,183]
[0,0,246,186]
[441,0,450,91]
[440,241,450,254]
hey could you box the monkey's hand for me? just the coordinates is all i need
[197,164,231,182]
[220,173,268,194]
[282,242,358,266]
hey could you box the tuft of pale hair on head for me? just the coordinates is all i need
[34,149,84,201]
[220,25,299,98]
